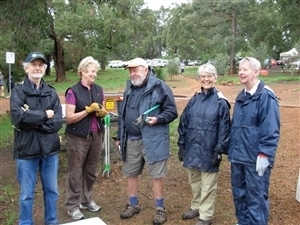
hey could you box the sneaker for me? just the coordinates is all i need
[195,219,212,225]
[120,203,141,219]
[152,207,167,225]
[67,209,84,220]
[182,208,199,220]
[79,200,101,212]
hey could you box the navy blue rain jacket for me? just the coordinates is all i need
[177,87,231,172]
[117,71,178,164]
[228,81,280,167]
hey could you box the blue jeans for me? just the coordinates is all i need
[17,154,59,225]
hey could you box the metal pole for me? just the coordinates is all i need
[8,63,11,98]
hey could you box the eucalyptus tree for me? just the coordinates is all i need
[276,0,300,42]
[187,0,258,74]
[0,0,53,78]
[238,0,291,59]
[165,4,201,60]
[0,0,118,82]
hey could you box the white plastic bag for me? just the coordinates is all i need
[296,170,300,202]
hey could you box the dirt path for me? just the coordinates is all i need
[0,77,299,225]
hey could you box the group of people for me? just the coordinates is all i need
[10,52,280,225]
[0,70,15,97]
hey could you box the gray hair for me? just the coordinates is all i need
[197,63,218,78]
[77,56,100,77]
[23,62,47,70]
[239,57,261,71]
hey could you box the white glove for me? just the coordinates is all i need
[256,155,269,176]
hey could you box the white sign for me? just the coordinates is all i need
[6,52,15,64]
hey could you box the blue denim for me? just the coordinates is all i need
[17,154,59,225]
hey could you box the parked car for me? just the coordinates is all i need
[146,59,153,66]
[108,60,123,68]
[121,60,130,68]
[152,59,168,67]
[187,60,197,66]
[291,60,300,69]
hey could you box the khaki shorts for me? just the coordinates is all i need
[122,138,167,179]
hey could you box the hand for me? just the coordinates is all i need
[256,155,269,176]
[95,104,108,118]
[45,110,54,118]
[211,151,222,167]
[145,116,157,126]
[21,104,30,111]
[178,147,184,162]
[85,103,100,113]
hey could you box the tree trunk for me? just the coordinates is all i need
[49,16,66,82]
[45,53,52,76]
[100,54,106,71]
[229,10,237,74]
[50,32,66,82]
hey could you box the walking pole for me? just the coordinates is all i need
[102,114,111,178]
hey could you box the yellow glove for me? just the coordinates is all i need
[85,103,100,113]
[95,104,108,118]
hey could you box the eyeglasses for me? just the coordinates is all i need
[200,74,214,79]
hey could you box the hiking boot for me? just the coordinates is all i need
[152,207,167,225]
[67,209,84,220]
[195,219,212,225]
[120,203,141,219]
[182,208,199,220]
[79,200,101,212]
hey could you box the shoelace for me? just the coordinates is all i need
[155,209,166,218]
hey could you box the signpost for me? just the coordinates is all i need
[6,52,15,98]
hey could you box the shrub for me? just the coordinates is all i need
[167,59,180,80]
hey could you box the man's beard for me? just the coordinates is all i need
[29,73,44,79]
[131,75,146,86]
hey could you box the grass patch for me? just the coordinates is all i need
[0,115,13,149]
[0,185,18,225]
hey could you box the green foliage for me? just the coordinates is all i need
[153,67,165,81]
[167,59,180,76]
[0,115,13,149]
[214,53,230,76]
[250,42,269,67]
[169,119,179,154]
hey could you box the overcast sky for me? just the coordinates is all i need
[144,0,190,10]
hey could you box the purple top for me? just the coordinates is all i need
[65,83,104,132]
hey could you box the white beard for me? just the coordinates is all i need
[131,75,146,86]
[29,73,44,79]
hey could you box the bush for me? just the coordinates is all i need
[214,53,230,76]
[153,67,165,81]
[167,59,180,80]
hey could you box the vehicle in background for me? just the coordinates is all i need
[108,60,124,68]
[146,59,153,66]
[291,60,300,69]
[187,60,198,66]
[121,60,131,68]
[152,59,168,67]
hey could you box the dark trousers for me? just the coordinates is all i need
[231,163,271,225]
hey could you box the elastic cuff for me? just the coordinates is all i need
[44,112,48,119]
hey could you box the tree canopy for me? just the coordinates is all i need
[0,0,299,80]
